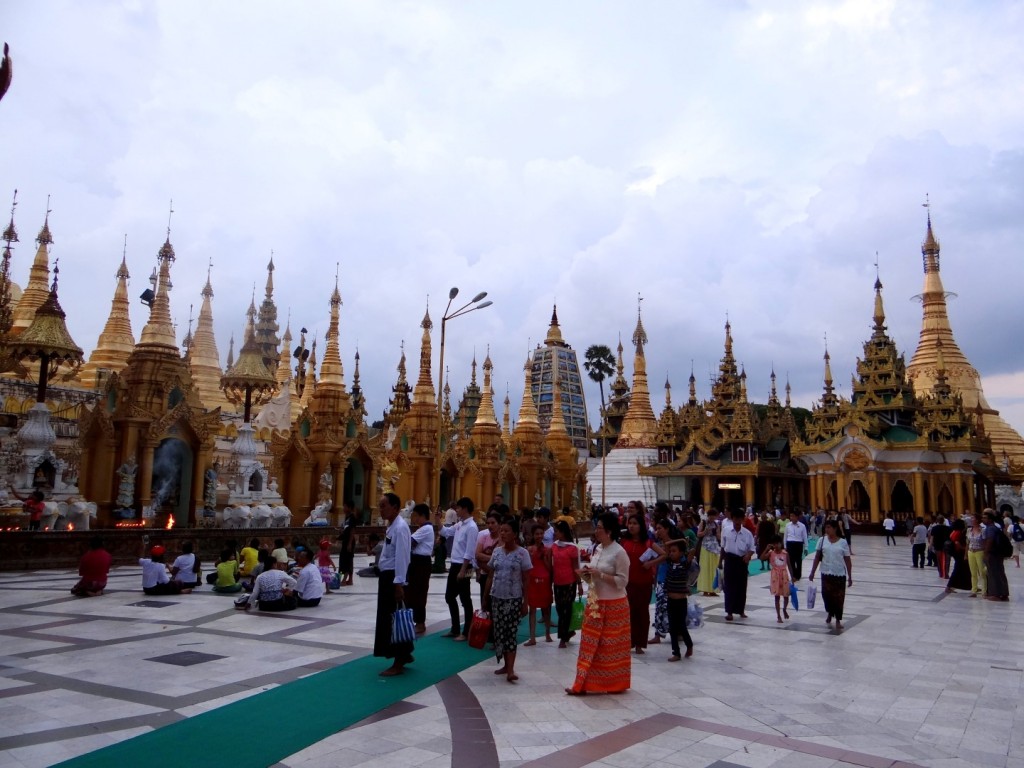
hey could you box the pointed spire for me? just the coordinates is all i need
[275,320,293,389]
[475,350,499,426]
[739,366,748,403]
[187,260,230,410]
[317,274,346,389]
[78,239,136,386]
[442,368,453,426]
[516,352,540,426]
[137,227,178,350]
[470,351,478,386]
[412,300,436,404]
[387,340,411,424]
[545,303,565,345]
[768,367,779,407]
[688,362,698,405]
[10,201,54,336]
[226,333,235,369]
[502,387,511,439]
[351,347,365,416]
[617,297,658,447]
[664,376,672,409]
[872,256,888,339]
[255,253,280,372]
[0,190,19,340]
[785,377,792,408]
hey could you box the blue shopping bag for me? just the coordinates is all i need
[789,583,799,611]
[391,603,416,645]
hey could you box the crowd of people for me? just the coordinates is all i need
[65,493,1017,695]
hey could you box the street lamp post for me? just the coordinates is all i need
[435,287,492,510]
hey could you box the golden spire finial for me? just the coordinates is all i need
[413,299,435,404]
[545,303,564,345]
[785,375,792,408]
[36,194,53,246]
[872,254,887,336]
[139,221,179,349]
[3,188,18,244]
[317,274,347,389]
[264,251,274,298]
[517,351,540,426]
[77,237,137,386]
[664,375,672,409]
[474,348,499,426]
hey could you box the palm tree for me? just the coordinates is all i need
[584,344,615,456]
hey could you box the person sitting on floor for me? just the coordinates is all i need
[242,559,297,611]
[140,542,191,595]
[71,536,112,597]
[271,538,289,565]
[356,533,383,577]
[294,549,325,607]
[170,541,201,589]
[212,548,243,593]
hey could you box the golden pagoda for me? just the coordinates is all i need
[78,231,219,526]
[77,246,136,389]
[271,277,381,518]
[905,211,1024,466]
[394,305,439,506]
[9,211,53,336]
[463,352,503,505]
[186,264,232,412]
[793,268,990,520]
[601,335,631,447]
[639,320,805,510]
[615,301,658,448]
[509,352,546,509]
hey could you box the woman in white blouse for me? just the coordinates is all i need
[808,519,853,631]
[566,512,632,695]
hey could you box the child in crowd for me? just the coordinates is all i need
[763,536,791,623]
[664,541,694,661]
[317,540,337,592]
[213,548,243,593]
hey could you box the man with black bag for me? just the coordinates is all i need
[374,492,414,677]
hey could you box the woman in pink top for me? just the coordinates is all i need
[550,520,583,648]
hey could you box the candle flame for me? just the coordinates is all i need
[166,514,175,530]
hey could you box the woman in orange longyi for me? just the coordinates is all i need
[566,511,631,696]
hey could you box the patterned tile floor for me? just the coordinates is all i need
[0,536,1021,768]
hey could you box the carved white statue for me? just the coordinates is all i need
[304,500,331,527]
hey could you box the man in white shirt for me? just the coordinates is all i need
[408,503,435,635]
[293,549,324,607]
[375,492,413,677]
[721,508,757,622]
[784,511,809,582]
[438,496,478,640]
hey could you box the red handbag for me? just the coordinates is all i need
[467,610,492,649]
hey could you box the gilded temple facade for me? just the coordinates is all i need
[638,321,806,510]
[791,258,997,521]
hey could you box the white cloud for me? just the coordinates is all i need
[1,0,1023,439]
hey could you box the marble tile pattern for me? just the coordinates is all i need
[0,537,1021,768]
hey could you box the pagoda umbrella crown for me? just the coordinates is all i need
[8,267,83,367]
[220,332,277,420]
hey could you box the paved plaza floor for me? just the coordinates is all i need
[0,535,1021,768]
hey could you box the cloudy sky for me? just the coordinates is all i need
[3,0,1024,434]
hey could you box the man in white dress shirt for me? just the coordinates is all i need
[375,492,413,676]
[721,508,757,622]
[293,549,324,607]
[438,496,478,640]
[784,510,809,582]
[407,503,435,635]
